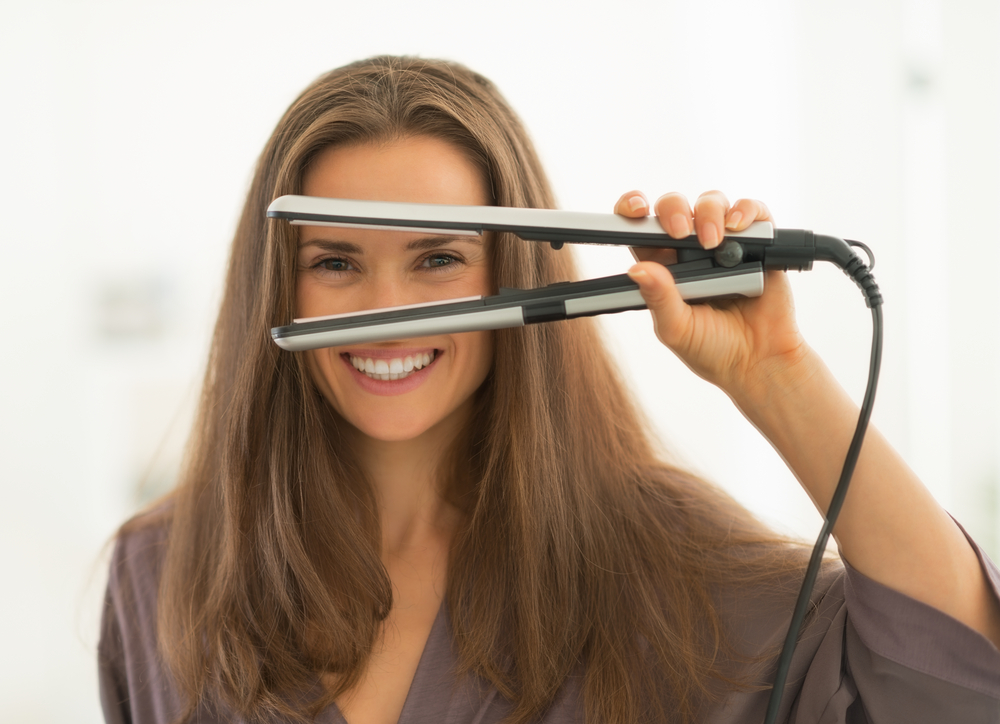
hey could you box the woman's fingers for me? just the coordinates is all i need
[725,197,774,231]
[613,190,650,218]
[616,191,678,264]
[691,190,731,249]
[652,192,773,247]
[653,192,694,239]
[614,191,691,344]
[618,190,776,317]
[626,260,692,349]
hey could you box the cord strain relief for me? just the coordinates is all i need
[843,256,883,308]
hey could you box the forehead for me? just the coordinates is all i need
[302,136,490,208]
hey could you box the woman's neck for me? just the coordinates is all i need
[351,418,464,560]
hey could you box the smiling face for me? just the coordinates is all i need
[296,136,494,444]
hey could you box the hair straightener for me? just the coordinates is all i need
[266,195,871,352]
[266,194,883,724]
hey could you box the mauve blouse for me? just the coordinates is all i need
[99,522,1000,723]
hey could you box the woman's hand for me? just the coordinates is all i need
[615,190,813,407]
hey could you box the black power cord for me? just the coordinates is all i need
[761,237,884,724]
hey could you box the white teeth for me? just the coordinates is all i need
[349,351,436,381]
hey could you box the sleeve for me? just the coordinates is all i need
[97,524,186,724]
[98,575,132,724]
[788,535,1000,724]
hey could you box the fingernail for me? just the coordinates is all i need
[669,213,690,239]
[726,210,743,230]
[628,195,646,212]
[702,221,720,248]
[627,265,649,284]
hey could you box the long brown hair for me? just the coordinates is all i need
[126,56,805,724]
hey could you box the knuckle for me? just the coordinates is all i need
[655,191,687,206]
[654,192,691,218]
[695,192,729,214]
[697,189,728,203]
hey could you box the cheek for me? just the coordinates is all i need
[303,350,341,410]
[295,275,316,318]
[469,332,494,386]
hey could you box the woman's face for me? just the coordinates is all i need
[296,136,494,443]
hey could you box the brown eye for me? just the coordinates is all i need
[315,257,355,273]
[421,253,461,270]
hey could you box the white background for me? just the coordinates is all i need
[2,0,998,720]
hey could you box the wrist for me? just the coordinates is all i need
[726,344,831,430]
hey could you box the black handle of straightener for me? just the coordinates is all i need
[705,231,882,309]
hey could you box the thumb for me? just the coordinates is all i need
[627,261,693,349]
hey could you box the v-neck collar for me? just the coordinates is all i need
[394,598,454,724]
[321,599,456,724]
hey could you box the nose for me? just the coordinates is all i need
[357,275,415,312]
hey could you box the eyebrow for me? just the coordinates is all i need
[300,235,484,254]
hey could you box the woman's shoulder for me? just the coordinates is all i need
[111,504,172,575]
[99,504,189,723]
[104,504,174,630]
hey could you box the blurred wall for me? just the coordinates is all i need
[1,0,998,720]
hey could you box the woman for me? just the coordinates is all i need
[99,56,1000,724]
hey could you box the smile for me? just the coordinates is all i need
[346,350,437,381]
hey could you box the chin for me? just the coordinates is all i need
[345,413,445,444]
[360,424,433,443]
